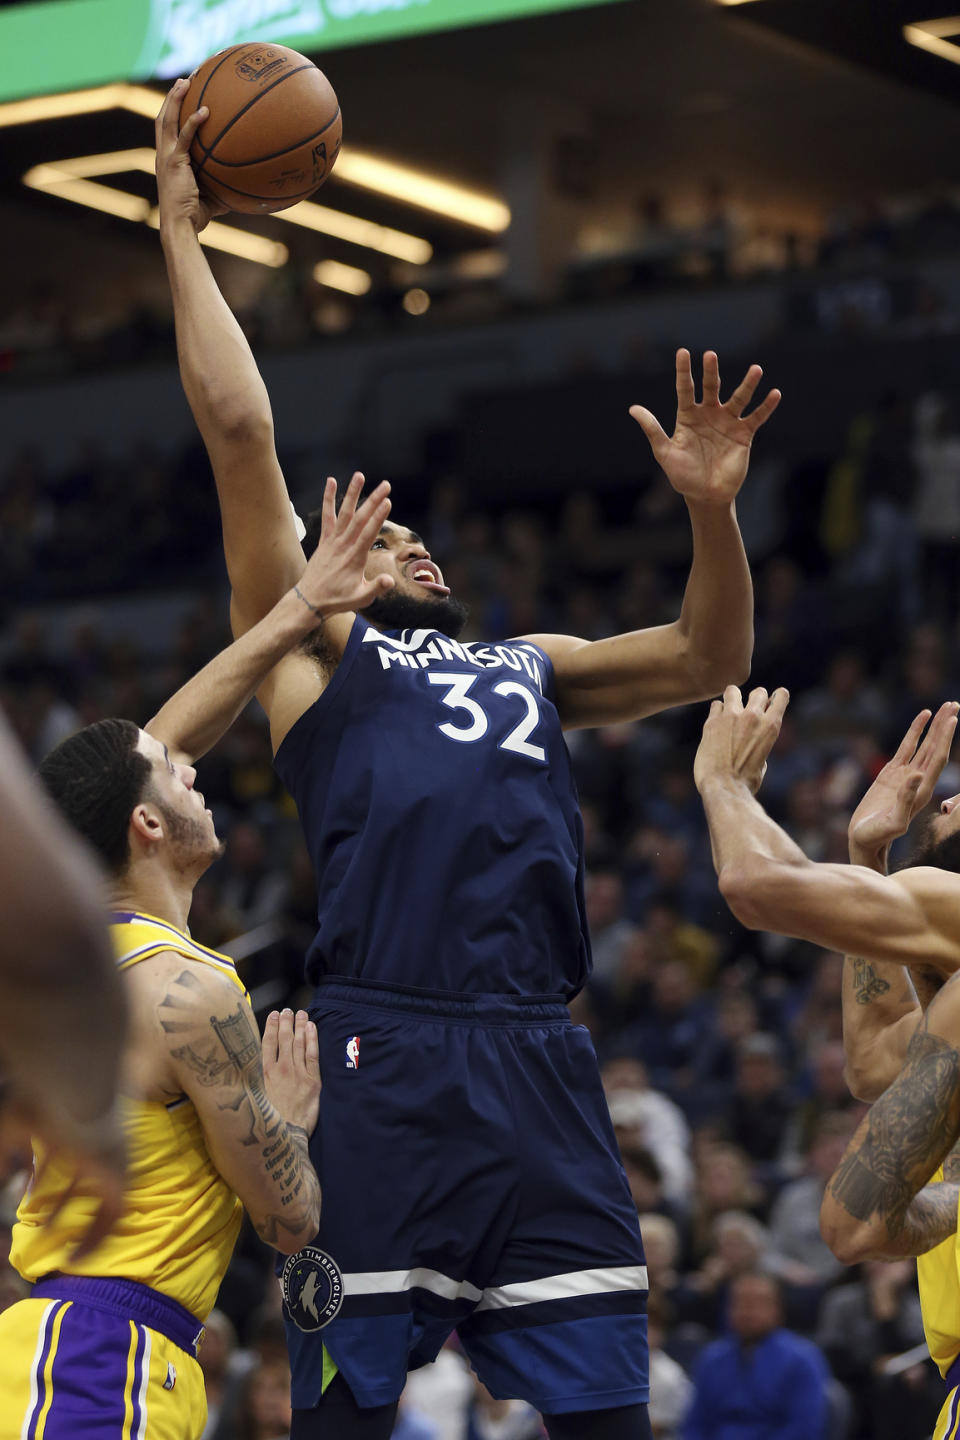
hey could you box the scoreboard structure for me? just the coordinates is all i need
[0,0,630,102]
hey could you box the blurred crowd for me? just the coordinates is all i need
[4,183,960,378]
[3,375,960,1436]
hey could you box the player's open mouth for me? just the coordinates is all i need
[406,560,450,596]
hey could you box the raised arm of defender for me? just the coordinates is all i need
[145,475,391,762]
[694,688,960,972]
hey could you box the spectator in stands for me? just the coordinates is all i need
[816,1259,940,1440]
[200,1309,249,1440]
[585,868,639,981]
[682,1271,829,1440]
[602,1056,694,1207]
[235,1351,293,1440]
[784,1039,859,1161]
[675,1211,773,1333]
[464,1379,541,1440]
[218,819,291,932]
[724,1033,794,1169]
[767,1112,855,1299]
[686,1143,768,1267]
[647,1293,693,1439]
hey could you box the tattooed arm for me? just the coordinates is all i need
[840,705,958,1099]
[156,961,321,1253]
[821,973,960,1263]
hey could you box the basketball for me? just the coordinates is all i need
[180,43,342,215]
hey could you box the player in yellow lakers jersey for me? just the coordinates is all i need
[0,474,394,1440]
[819,701,960,1440]
[691,690,960,1438]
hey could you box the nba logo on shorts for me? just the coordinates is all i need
[346,1035,360,1069]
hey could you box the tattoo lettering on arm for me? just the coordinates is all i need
[851,957,891,1006]
[828,1022,960,1253]
[166,979,320,1245]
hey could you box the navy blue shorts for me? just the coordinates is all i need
[280,982,649,1415]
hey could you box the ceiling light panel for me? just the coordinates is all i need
[903,17,960,62]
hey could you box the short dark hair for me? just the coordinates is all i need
[38,718,152,873]
[302,507,323,561]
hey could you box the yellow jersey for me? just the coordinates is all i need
[10,911,246,1322]
[917,1164,960,1377]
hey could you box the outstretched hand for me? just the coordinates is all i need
[694,685,790,795]
[848,701,960,866]
[297,474,395,619]
[630,349,781,506]
[155,77,226,233]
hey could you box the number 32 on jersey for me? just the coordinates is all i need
[428,673,546,763]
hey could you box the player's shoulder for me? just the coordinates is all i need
[266,613,362,751]
[518,632,587,664]
[124,947,243,1008]
[891,864,960,907]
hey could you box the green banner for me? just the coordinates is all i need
[0,0,626,102]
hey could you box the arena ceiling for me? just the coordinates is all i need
[2,0,960,312]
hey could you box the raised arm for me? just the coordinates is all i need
[155,79,304,635]
[693,686,960,972]
[525,350,780,729]
[821,972,960,1261]
[156,961,321,1254]
[0,711,126,1249]
[839,704,957,1099]
[146,475,392,762]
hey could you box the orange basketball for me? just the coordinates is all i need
[180,43,341,215]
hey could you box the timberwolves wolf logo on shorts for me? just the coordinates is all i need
[346,1035,360,1069]
[281,1247,344,1332]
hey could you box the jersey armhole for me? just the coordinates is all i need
[511,638,558,707]
[274,613,367,777]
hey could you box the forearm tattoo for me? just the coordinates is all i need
[829,1022,960,1252]
[162,971,320,1243]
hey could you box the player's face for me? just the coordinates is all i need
[361,519,468,638]
[910,793,960,867]
[366,520,449,598]
[135,731,223,867]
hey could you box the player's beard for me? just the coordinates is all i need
[153,794,224,874]
[362,588,469,639]
[902,817,960,875]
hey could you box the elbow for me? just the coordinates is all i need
[260,1222,318,1257]
[843,1060,886,1106]
[689,639,754,698]
[261,1199,322,1257]
[205,400,273,449]
[717,864,770,930]
[820,1197,880,1266]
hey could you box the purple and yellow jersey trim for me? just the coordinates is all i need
[0,1282,206,1440]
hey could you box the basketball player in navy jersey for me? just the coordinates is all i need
[156,80,780,1440]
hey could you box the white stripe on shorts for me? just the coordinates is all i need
[20,1301,58,1440]
[343,1268,483,1303]
[475,1264,649,1312]
[135,1326,152,1440]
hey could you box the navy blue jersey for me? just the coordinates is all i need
[273,616,591,997]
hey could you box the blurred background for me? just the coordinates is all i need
[2,0,960,1435]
